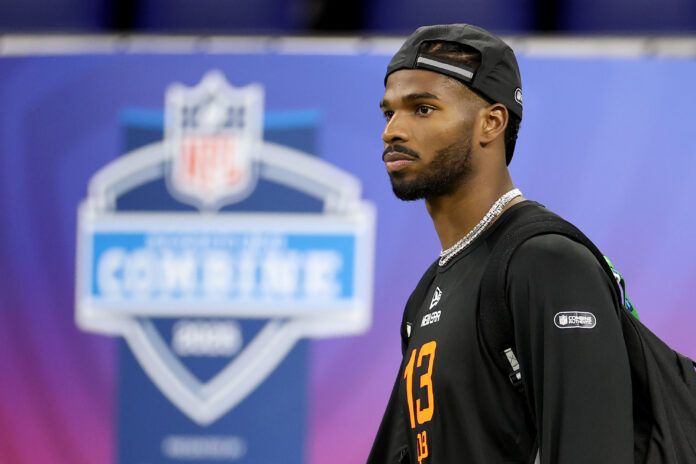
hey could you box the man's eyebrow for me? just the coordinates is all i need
[380,92,441,109]
[403,92,440,101]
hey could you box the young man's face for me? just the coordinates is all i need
[380,69,483,201]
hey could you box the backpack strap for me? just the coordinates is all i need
[479,213,624,392]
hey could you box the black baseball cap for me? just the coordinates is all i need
[385,24,523,120]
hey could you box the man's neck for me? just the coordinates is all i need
[425,172,522,250]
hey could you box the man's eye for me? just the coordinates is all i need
[383,111,394,121]
[416,105,434,116]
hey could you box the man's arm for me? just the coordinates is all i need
[507,234,633,463]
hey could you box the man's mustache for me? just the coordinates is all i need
[382,144,420,161]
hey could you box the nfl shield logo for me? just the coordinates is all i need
[559,314,568,326]
[165,71,263,210]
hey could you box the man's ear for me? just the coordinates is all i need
[478,103,508,146]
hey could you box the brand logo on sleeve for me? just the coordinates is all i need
[554,311,597,329]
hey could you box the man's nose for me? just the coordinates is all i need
[382,113,409,145]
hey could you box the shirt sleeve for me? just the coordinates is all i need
[506,234,633,464]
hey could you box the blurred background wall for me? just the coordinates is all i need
[1,2,696,464]
[1,0,696,34]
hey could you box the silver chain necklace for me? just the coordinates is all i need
[438,188,522,266]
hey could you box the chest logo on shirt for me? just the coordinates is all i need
[554,311,597,329]
[429,286,442,310]
[421,310,441,328]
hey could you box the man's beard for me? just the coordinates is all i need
[388,137,472,201]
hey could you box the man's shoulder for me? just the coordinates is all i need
[485,200,606,279]
[508,232,609,288]
[515,233,593,262]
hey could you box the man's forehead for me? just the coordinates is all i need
[382,69,466,104]
[385,68,451,91]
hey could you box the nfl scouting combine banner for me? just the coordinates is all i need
[76,71,375,462]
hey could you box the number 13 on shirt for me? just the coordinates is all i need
[404,341,437,463]
[404,340,437,427]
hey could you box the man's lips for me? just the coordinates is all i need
[383,152,417,163]
[383,151,417,172]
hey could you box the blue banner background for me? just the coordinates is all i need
[1,48,695,463]
[111,106,325,463]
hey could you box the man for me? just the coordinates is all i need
[368,24,633,463]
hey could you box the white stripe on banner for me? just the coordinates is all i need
[3,35,696,58]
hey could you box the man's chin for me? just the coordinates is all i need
[390,179,425,202]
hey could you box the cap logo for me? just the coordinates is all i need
[514,88,523,105]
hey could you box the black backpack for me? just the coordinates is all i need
[479,211,696,463]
